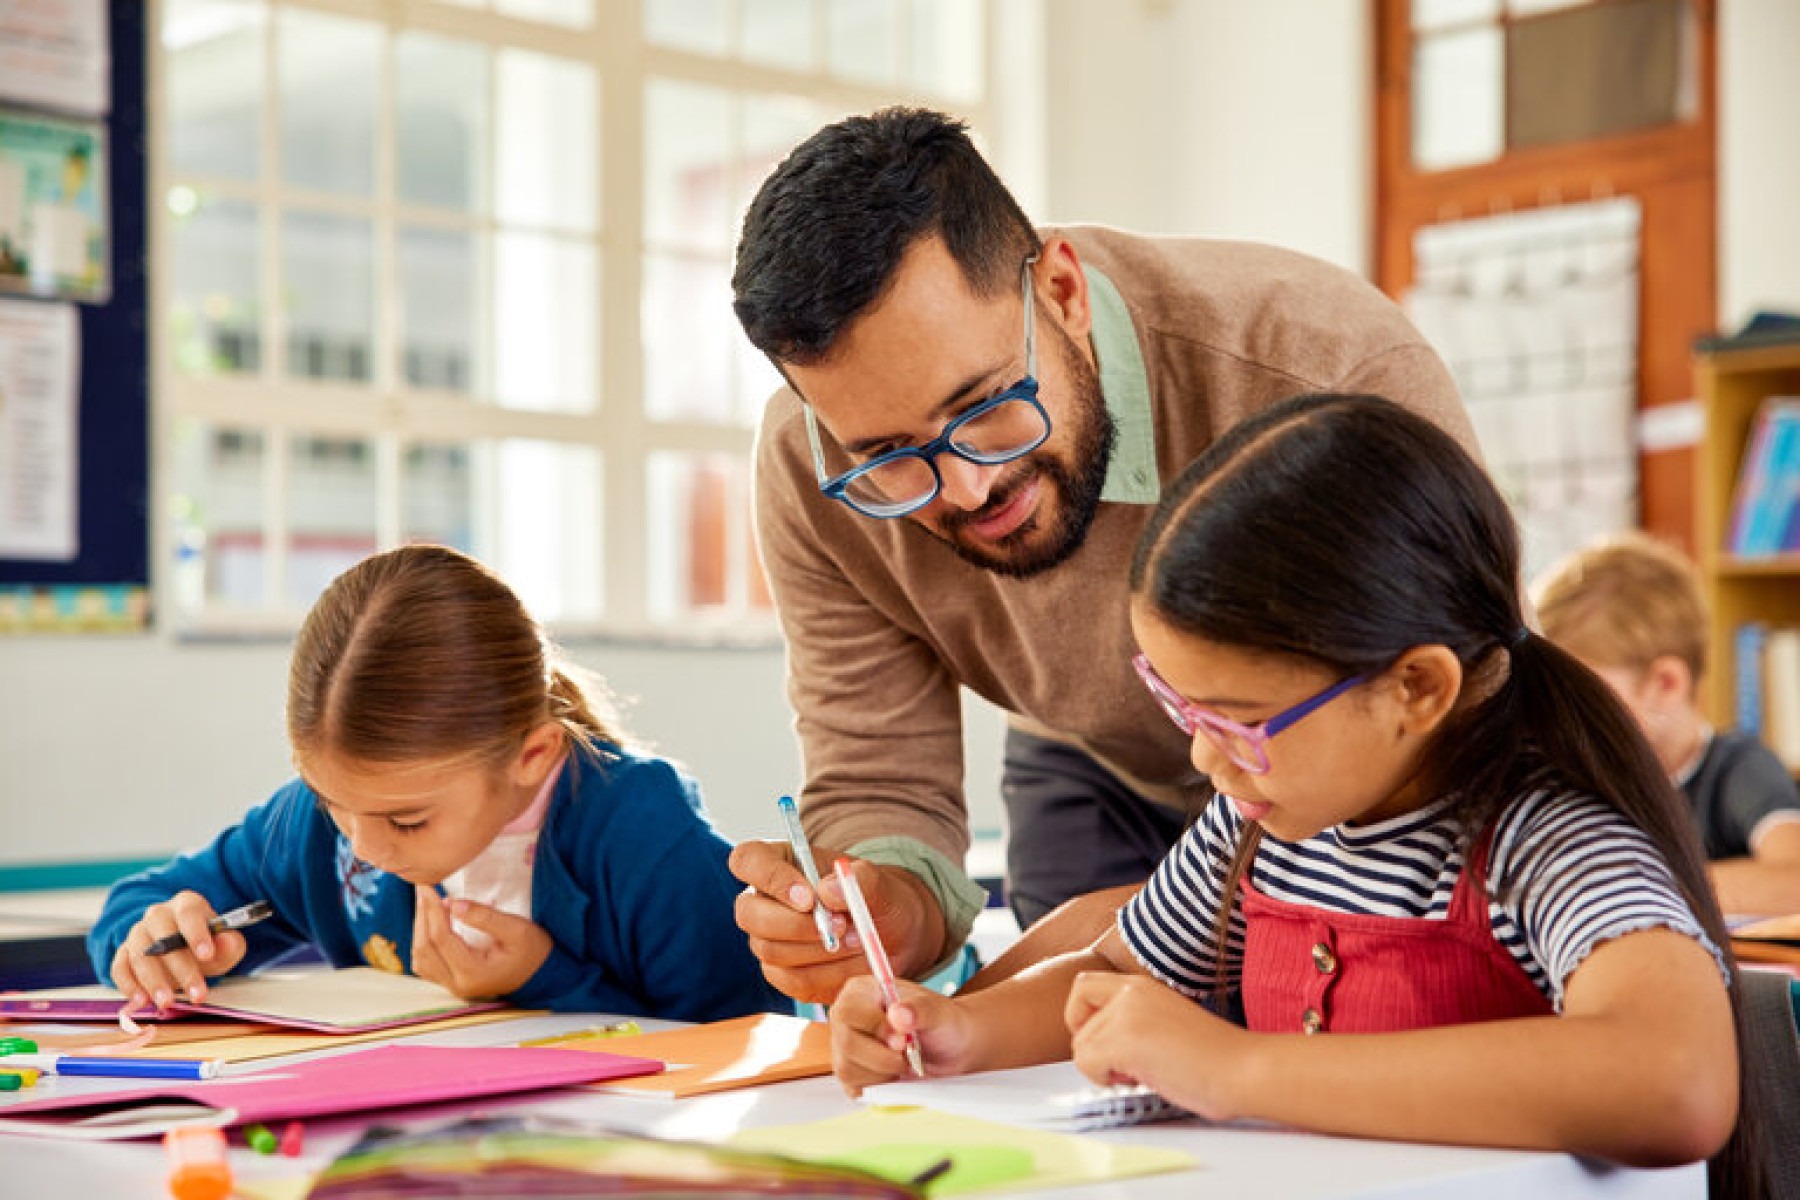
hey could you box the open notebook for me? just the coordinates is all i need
[860,1062,1191,1131]
[0,966,504,1033]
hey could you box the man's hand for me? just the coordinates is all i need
[410,886,553,1000]
[729,841,947,1004]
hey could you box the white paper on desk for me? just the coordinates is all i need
[860,1061,1190,1131]
[0,297,79,561]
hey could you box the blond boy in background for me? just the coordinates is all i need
[1535,531,1800,916]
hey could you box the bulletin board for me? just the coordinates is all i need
[0,2,148,632]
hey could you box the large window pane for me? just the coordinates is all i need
[400,225,482,394]
[645,80,733,252]
[170,421,267,612]
[397,33,489,213]
[828,0,898,86]
[496,50,598,232]
[742,0,813,70]
[645,452,770,618]
[492,440,602,621]
[736,94,820,233]
[283,213,374,382]
[642,253,740,424]
[169,196,260,377]
[647,452,737,617]
[910,0,983,102]
[1411,26,1504,170]
[495,231,597,411]
[497,0,594,26]
[402,441,474,551]
[163,0,264,182]
[1507,0,1690,150]
[287,434,377,608]
[644,0,728,56]
[1410,0,1500,31]
[278,9,378,196]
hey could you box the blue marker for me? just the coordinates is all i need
[776,795,841,952]
[3,1054,220,1081]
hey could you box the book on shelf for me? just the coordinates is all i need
[1724,397,1800,557]
[1764,628,1800,772]
[1737,623,1769,738]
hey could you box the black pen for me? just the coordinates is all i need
[910,1157,954,1188]
[142,900,274,956]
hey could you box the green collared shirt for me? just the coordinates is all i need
[1087,264,1161,504]
[853,266,1162,972]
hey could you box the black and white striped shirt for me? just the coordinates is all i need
[1120,788,1724,1010]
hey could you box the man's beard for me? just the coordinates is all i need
[938,326,1116,579]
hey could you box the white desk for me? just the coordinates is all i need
[1,1013,1704,1199]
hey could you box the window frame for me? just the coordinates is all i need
[149,0,1005,641]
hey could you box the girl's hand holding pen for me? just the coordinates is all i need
[111,891,250,1012]
[829,973,970,1095]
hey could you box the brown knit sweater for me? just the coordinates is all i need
[753,225,1476,869]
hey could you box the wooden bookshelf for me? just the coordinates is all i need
[1694,343,1800,725]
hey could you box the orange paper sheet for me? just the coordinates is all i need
[556,1013,831,1099]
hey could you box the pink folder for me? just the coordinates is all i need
[0,1044,663,1140]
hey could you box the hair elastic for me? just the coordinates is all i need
[1508,627,1531,649]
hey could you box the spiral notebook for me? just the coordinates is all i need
[858,1061,1190,1131]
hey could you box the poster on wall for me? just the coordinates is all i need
[0,107,109,303]
[0,0,109,116]
[0,296,80,562]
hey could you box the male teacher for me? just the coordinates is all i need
[729,107,1477,1003]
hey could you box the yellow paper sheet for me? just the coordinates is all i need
[729,1105,1197,1196]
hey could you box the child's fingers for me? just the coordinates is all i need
[828,978,911,1095]
[1063,970,1125,1035]
[208,929,249,974]
[166,891,223,963]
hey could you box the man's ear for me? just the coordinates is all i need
[1035,235,1091,341]
[1642,654,1695,711]
[1386,645,1464,737]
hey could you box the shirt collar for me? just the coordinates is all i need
[1084,263,1160,505]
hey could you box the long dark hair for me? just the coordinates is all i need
[1129,393,1763,1193]
[731,106,1041,366]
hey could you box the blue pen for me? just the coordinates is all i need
[3,1053,220,1081]
[777,795,841,952]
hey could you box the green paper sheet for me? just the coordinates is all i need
[729,1104,1198,1196]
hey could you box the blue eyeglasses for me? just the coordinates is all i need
[805,256,1049,520]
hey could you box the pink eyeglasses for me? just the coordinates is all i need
[1131,653,1368,776]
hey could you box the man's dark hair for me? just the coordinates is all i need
[732,107,1041,365]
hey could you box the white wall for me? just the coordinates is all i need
[1043,0,1372,273]
[1718,0,1800,329]
[0,633,1008,863]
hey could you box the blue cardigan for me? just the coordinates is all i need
[88,745,784,1021]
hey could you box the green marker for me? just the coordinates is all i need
[245,1123,278,1154]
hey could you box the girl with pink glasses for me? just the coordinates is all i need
[829,392,1766,1193]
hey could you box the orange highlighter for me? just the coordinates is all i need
[164,1126,232,1200]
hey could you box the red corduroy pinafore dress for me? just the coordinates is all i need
[1237,834,1554,1035]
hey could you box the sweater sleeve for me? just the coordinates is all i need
[85,781,326,984]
